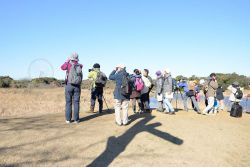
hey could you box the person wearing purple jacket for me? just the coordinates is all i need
[61,53,83,124]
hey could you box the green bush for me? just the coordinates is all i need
[31,77,62,88]
[0,76,13,88]
[11,80,30,88]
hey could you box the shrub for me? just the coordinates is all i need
[0,76,13,88]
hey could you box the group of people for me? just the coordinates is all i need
[61,53,245,125]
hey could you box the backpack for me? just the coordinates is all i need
[67,62,82,85]
[135,77,144,91]
[230,102,242,118]
[234,88,243,100]
[121,75,131,96]
[95,72,107,88]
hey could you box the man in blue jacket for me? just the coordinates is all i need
[178,79,201,114]
[109,64,130,126]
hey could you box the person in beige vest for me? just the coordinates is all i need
[202,73,218,115]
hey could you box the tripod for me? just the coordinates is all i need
[171,88,184,110]
[103,94,110,112]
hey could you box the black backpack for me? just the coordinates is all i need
[121,75,131,96]
[95,72,107,88]
[234,88,243,100]
[230,102,242,118]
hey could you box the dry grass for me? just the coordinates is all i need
[0,88,250,167]
[0,88,114,117]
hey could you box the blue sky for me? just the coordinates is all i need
[0,0,249,79]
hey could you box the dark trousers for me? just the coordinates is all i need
[131,98,142,112]
[91,87,103,112]
[65,84,81,121]
[141,92,150,111]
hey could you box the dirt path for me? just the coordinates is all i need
[1,109,250,167]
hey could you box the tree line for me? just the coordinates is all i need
[1,73,250,90]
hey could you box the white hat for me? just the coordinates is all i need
[164,68,171,74]
[70,52,79,61]
[116,64,126,69]
[199,79,205,85]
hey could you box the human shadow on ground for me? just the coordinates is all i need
[79,109,114,123]
[86,113,184,167]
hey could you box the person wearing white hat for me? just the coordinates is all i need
[109,64,131,126]
[162,68,175,115]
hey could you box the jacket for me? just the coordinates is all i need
[109,69,130,100]
[228,85,242,102]
[178,81,189,93]
[155,76,164,96]
[162,74,173,95]
[141,76,150,95]
[216,87,224,100]
[206,80,218,97]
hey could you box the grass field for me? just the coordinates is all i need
[0,88,250,167]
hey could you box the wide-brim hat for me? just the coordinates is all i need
[199,79,205,85]
[164,68,171,74]
[116,64,126,69]
[70,52,79,61]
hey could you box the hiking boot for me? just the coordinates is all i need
[99,106,103,114]
[202,112,208,115]
[145,109,152,113]
[90,106,94,113]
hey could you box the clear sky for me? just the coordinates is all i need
[0,0,249,80]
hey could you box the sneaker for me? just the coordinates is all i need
[74,120,80,124]
[115,122,122,126]
[90,106,95,113]
[66,121,71,124]
[202,112,209,116]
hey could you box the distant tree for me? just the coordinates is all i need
[189,75,199,81]
[0,76,13,88]
[175,75,188,81]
